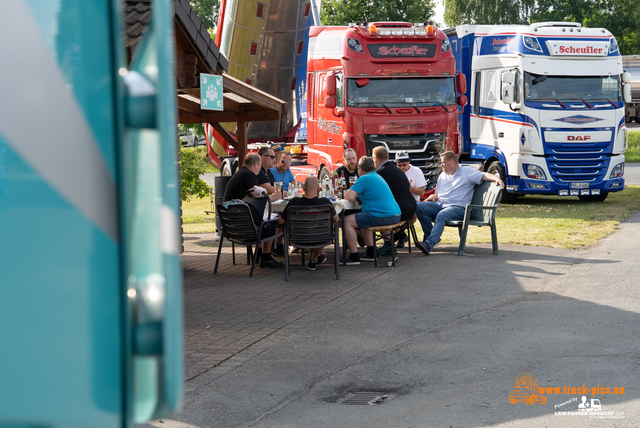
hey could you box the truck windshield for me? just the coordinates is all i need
[346,77,456,107]
[524,73,621,102]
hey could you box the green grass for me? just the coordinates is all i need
[625,130,640,163]
[183,186,640,249]
[182,191,217,234]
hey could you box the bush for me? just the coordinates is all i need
[626,131,640,163]
[180,147,211,202]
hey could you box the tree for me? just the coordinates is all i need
[321,0,436,26]
[189,0,219,30]
[444,0,535,26]
[180,146,211,202]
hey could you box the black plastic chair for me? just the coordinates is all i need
[283,204,340,281]
[445,182,503,256]
[214,198,282,277]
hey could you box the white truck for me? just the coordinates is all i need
[447,22,632,202]
[623,55,640,123]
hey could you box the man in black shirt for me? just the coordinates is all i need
[335,148,359,190]
[278,176,338,271]
[223,153,283,268]
[257,146,277,194]
[372,146,417,252]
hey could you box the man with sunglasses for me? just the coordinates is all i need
[270,151,296,192]
[257,147,277,195]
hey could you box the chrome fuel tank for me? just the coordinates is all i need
[219,0,315,139]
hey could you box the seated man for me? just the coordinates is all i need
[343,156,401,265]
[415,151,505,256]
[373,146,417,253]
[223,153,283,268]
[270,150,296,256]
[335,148,359,191]
[278,176,339,271]
[270,150,296,192]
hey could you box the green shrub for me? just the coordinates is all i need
[180,148,211,202]
[626,131,640,163]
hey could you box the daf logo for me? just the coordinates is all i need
[567,135,591,141]
[395,140,420,147]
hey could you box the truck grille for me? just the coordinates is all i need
[545,142,610,183]
[365,133,446,190]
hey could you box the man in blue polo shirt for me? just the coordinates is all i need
[269,150,296,192]
[343,156,401,265]
[415,151,504,256]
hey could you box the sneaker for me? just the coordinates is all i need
[317,253,327,264]
[415,241,431,256]
[357,235,366,247]
[271,246,285,257]
[378,243,395,256]
[396,237,405,249]
[394,230,407,242]
[359,251,382,261]
[345,254,361,265]
[260,258,284,268]
[307,260,318,271]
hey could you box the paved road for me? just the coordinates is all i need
[151,210,640,428]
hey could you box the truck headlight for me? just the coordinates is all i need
[441,38,451,53]
[610,163,624,178]
[525,164,546,179]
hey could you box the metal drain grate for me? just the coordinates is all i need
[337,392,389,405]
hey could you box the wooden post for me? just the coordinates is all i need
[237,121,247,167]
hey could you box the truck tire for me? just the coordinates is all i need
[487,161,518,204]
[579,192,608,202]
[318,166,330,184]
[222,161,232,177]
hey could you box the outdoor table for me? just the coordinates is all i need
[270,198,361,265]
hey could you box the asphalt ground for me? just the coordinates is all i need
[149,209,640,428]
[146,166,640,427]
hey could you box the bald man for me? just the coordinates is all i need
[278,176,339,271]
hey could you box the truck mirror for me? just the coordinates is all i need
[502,71,514,84]
[622,72,631,83]
[325,74,336,96]
[502,84,514,104]
[456,73,467,94]
[623,84,632,104]
[324,96,336,109]
[336,108,345,117]
[458,94,468,106]
[356,78,370,87]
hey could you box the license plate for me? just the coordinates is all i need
[570,183,589,189]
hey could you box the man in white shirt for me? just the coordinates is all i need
[415,151,504,255]
[395,151,426,202]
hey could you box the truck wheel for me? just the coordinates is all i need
[487,161,518,204]
[222,162,232,177]
[318,166,330,184]
[579,192,608,202]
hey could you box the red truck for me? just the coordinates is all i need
[208,20,467,194]
[294,21,467,192]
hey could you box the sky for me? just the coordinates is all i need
[434,0,445,27]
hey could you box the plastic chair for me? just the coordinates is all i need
[445,182,503,256]
[283,204,340,281]
[214,198,282,277]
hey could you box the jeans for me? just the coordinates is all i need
[415,202,465,250]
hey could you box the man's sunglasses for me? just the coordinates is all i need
[281,160,292,165]
[263,154,276,159]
